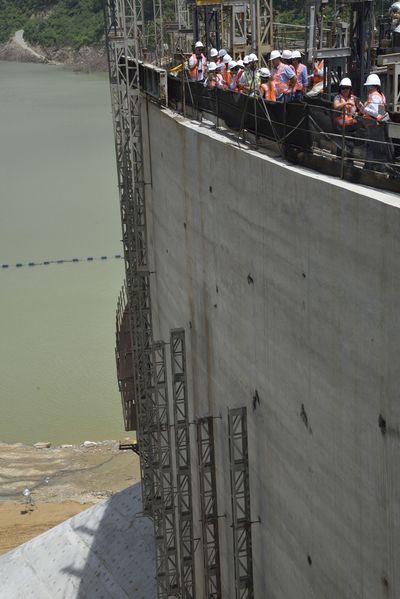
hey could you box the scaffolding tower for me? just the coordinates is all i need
[228,407,254,599]
[171,329,196,598]
[197,416,222,599]
[104,3,180,598]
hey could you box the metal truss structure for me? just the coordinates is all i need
[171,329,196,598]
[197,417,222,599]
[104,4,180,599]
[152,341,180,598]
[153,0,164,62]
[228,407,254,599]
[256,0,273,64]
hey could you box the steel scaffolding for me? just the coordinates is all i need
[152,341,180,598]
[197,417,222,599]
[228,407,254,599]
[104,4,180,599]
[153,0,164,62]
[115,284,137,431]
[171,329,196,598]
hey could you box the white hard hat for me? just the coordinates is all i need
[218,48,227,58]
[291,50,301,59]
[282,49,292,60]
[339,77,352,87]
[270,50,281,60]
[364,73,381,86]
[210,48,218,58]
[236,59,245,68]
[248,53,258,62]
[243,55,250,65]
[195,40,204,48]
[260,67,271,77]
[208,61,217,72]
[390,2,400,13]
[223,54,232,64]
[228,60,237,70]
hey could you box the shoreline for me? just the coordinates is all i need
[0,438,139,555]
[0,37,107,72]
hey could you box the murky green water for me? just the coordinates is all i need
[0,61,127,444]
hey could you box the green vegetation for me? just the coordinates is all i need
[0,0,104,48]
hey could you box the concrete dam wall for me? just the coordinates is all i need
[141,100,400,599]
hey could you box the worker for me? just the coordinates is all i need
[259,68,276,101]
[214,62,226,88]
[359,74,389,171]
[235,59,245,92]
[209,48,218,61]
[228,61,241,91]
[333,77,358,130]
[188,41,207,82]
[204,62,218,88]
[221,54,232,85]
[313,58,324,85]
[270,50,296,101]
[240,53,260,95]
[360,74,388,123]
[217,49,227,65]
[291,50,308,100]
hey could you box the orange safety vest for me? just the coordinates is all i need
[189,53,207,81]
[363,91,387,123]
[272,62,292,95]
[260,81,276,101]
[334,94,357,127]
[294,63,307,91]
[224,67,232,87]
[313,60,324,85]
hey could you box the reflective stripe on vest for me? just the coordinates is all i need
[294,63,306,91]
[364,91,387,121]
[335,94,357,127]
[273,63,290,95]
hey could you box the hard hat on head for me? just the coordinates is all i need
[260,67,271,78]
[243,55,250,65]
[210,48,218,58]
[248,53,258,62]
[281,49,292,60]
[390,2,400,13]
[223,54,232,64]
[208,61,217,72]
[218,48,227,58]
[364,73,381,86]
[291,50,301,59]
[270,50,281,60]
[195,40,204,48]
[236,59,245,68]
[339,77,352,87]
[228,60,237,70]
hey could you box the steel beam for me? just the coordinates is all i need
[171,329,196,598]
[197,417,222,599]
[228,407,254,599]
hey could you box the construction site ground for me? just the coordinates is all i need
[0,440,140,555]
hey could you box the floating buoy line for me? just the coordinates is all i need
[1,254,123,270]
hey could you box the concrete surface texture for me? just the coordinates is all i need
[0,483,156,599]
[142,102,400,599]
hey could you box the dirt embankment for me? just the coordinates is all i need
[0,36,107,71]
[0,440,140,555]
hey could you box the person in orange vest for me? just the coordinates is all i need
[313,59,324,85]
[228,61,241,91]
[270,50,296,101]
[221,53,232,86]
[291,50,308,100]
[259,68,276,101]
[359,73,390,171]
[188,41,207,82]
[234,59,246,92]
[333,77,358,131]
[204,62,218,88]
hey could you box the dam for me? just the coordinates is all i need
[105,1,400,598]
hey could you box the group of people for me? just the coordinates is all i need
[187,41,316,101]
[187,41,389,128]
